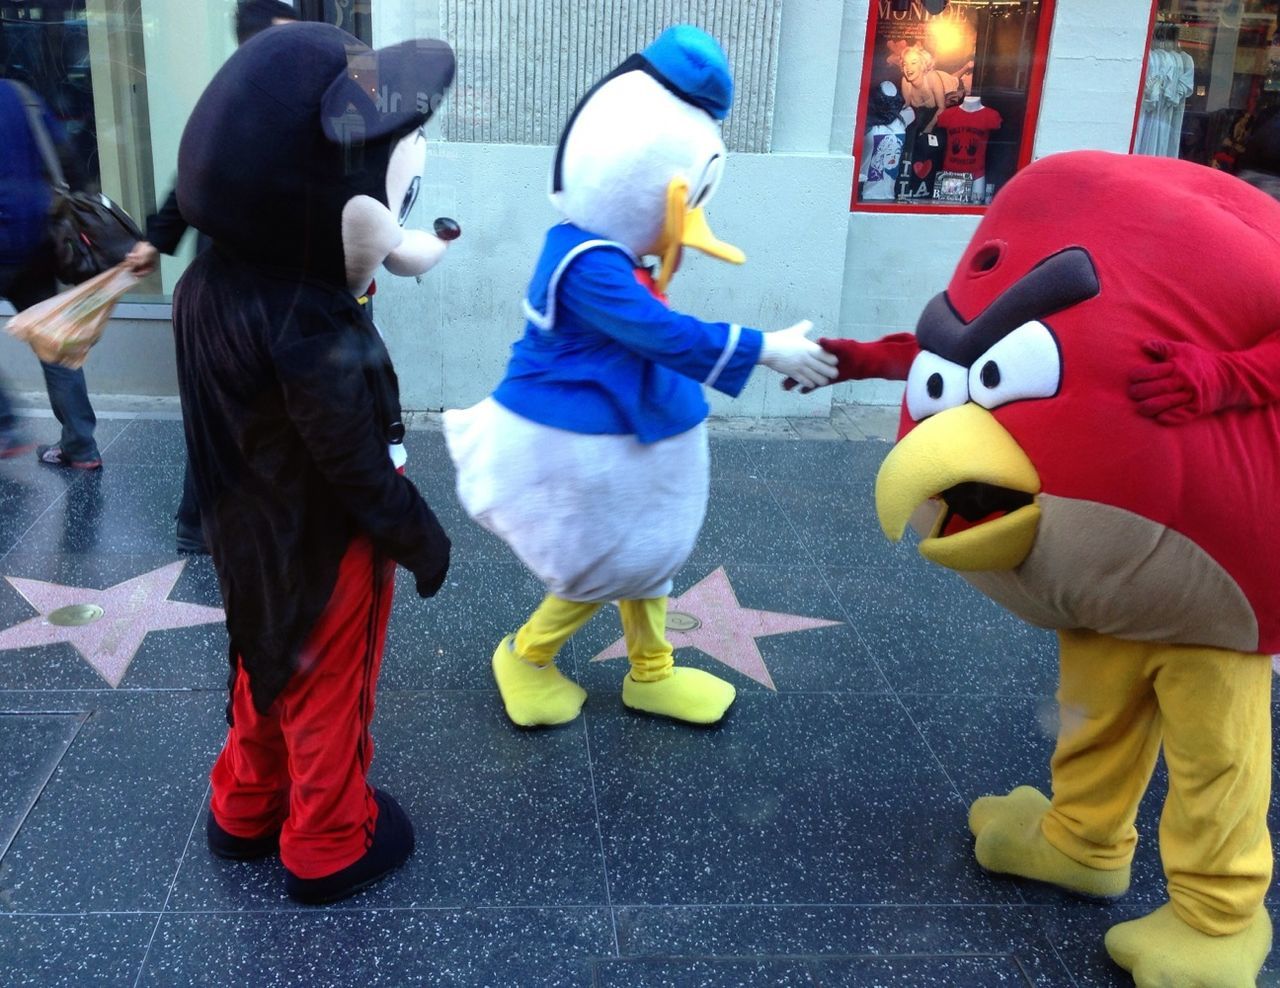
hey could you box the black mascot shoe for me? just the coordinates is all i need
[284,789,415,905]
[206,811,281,860]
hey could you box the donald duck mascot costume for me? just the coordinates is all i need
[444,26,836,728]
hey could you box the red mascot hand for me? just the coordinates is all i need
[1128,335,1280,425]
[782,333,919,392]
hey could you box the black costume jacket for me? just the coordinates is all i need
[173,247,450,713]
[146,188,211,257]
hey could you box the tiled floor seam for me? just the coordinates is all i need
[748,463,898,698]
[810,565,895,696]
[1031,917,1084,988]
[580,708,622,958]
[0,476,77,567]
[751,461,896,698]
[0,712,88,864]
[0,411,146,564]
[131,780,211,988]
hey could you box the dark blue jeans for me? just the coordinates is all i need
[0,370,18,442]
[39,360,98,460]
[1,247,99,460]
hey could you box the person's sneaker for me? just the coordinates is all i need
[36,444,102,470]
[0,434,34,459]
[175,519,209,555]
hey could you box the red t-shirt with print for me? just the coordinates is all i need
[938,105,1003,178]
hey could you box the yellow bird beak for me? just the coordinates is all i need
[875,403,1042,572]
[681,206,746,264]
[654,177,746,293]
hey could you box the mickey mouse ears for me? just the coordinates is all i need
[321,37,456,145]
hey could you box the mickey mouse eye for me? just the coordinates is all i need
[905,350,970,422]
[398,174,421,226]
[968,320,1062,411]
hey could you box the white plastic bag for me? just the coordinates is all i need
[5,263,139,369]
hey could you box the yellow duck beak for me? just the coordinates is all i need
[654,177,745,293]
[875,403,1042,572]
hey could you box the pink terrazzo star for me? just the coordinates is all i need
[0,561,225,687]
[590,566,841,690]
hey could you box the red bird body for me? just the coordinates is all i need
[839,152,1280,653]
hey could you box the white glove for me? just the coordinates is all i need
[758,320,838,391]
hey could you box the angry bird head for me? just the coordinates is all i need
[875,150,1280,653]
[550,25,744,292]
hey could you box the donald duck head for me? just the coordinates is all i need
[550,25,744,293]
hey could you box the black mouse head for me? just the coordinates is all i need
[179,22,455,291]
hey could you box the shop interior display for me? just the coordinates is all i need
[937,93,1003,202]
[1140,3,1280,172]
[855,0,1048,208]
[1135,20,1195,156]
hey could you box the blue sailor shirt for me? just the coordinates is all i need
[492,222,764,444]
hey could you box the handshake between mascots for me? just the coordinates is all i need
[808,150,1280,988]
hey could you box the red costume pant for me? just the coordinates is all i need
[210,536,396,879]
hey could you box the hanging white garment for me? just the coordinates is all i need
[1165,49,1195,158]
[1138,49,1172,156]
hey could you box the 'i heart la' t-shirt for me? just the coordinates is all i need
[937,105,1003,178]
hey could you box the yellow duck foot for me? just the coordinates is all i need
[621,667,736,724]
[1105,903,1271,988]
[490,635,586,727]
[968,786,1130,898]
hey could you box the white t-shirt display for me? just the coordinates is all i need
[1137,45,1195,157]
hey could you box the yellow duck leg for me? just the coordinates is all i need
[969,630,1272,987]
[491,594,596,727]
[618,597,735,724]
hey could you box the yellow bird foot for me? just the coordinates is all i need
[968,786,1130,897]
[621,666,736,724]
[490,635,586,727]
[1105,903,1271,988]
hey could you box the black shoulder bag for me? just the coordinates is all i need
[11,81,143,284]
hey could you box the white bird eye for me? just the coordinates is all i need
[906,350,970,422]
[968,320,1062,411]
[689,154,724,208]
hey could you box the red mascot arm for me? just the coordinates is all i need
[1128,333,1280,424]
[782,333,919,391]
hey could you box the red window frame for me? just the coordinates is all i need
[850,0,1058,214]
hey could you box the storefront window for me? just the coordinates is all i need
[1136,1,1279,175]
[1,1,370,305]
[299,0,371,45]
[851,0,1055,211]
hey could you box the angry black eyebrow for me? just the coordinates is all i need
[915,247,1100,367]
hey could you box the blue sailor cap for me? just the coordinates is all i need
[642,25,733,120]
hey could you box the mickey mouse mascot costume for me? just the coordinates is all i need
[173,23,456,904]
[814,150,1280,986]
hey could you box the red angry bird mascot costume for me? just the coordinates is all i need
[829,150,1280,986]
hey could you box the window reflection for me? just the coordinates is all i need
[1138,1,1280,170]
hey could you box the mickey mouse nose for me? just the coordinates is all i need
[433,217,461,241]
